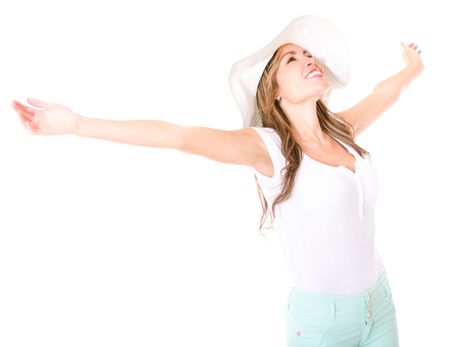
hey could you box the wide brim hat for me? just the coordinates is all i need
[228,15,352,128]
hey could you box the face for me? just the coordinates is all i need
[275,43,330,105]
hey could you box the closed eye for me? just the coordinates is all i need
[287,56,296,63]
[286,50,312,64]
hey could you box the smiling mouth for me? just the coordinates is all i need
[305,69,323,79]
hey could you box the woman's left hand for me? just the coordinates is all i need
[401,42,424,75]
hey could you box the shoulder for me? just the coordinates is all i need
[247,126,281,143]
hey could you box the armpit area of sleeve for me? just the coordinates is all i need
[248,127,285,181]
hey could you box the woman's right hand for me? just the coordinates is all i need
[11,98,79,136]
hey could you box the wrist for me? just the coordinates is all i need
[405,62,424,76]
[74,113,83,136]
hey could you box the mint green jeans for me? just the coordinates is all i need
[285,270,399,346]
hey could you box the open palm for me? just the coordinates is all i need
[11,98,78,136]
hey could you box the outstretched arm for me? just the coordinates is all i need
[336,42,424,137]
[11,98,268,174]
[11,98,184,149]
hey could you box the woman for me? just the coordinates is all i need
[11,15,423,347]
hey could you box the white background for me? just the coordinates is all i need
[0,0,448,346]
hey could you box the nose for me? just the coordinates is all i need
[305,57,321,73]
[305,57,315,68]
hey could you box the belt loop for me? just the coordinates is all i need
[329,301,336,320]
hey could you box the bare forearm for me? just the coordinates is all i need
[374,64,423,95]
[75,115,183,150]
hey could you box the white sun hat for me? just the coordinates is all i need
[228,15,352,128]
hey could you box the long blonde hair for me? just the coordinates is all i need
[254,43,371,236]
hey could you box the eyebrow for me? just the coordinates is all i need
[281,49,311,61]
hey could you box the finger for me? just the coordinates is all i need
[27,97,52,109]
[12,103,35,122]
[27,120,40,135]
[12,100,36,117]
[12,105,35,122]
[23,119,36,133]
[13,100,36,114]
[18,115,30,130]
[28,124,38,135]
[408,42,414,47]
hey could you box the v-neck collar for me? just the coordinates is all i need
[302,135,360,176]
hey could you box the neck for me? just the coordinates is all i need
[283,98,328,146]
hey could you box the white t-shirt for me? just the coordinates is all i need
[250,127,385,294]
